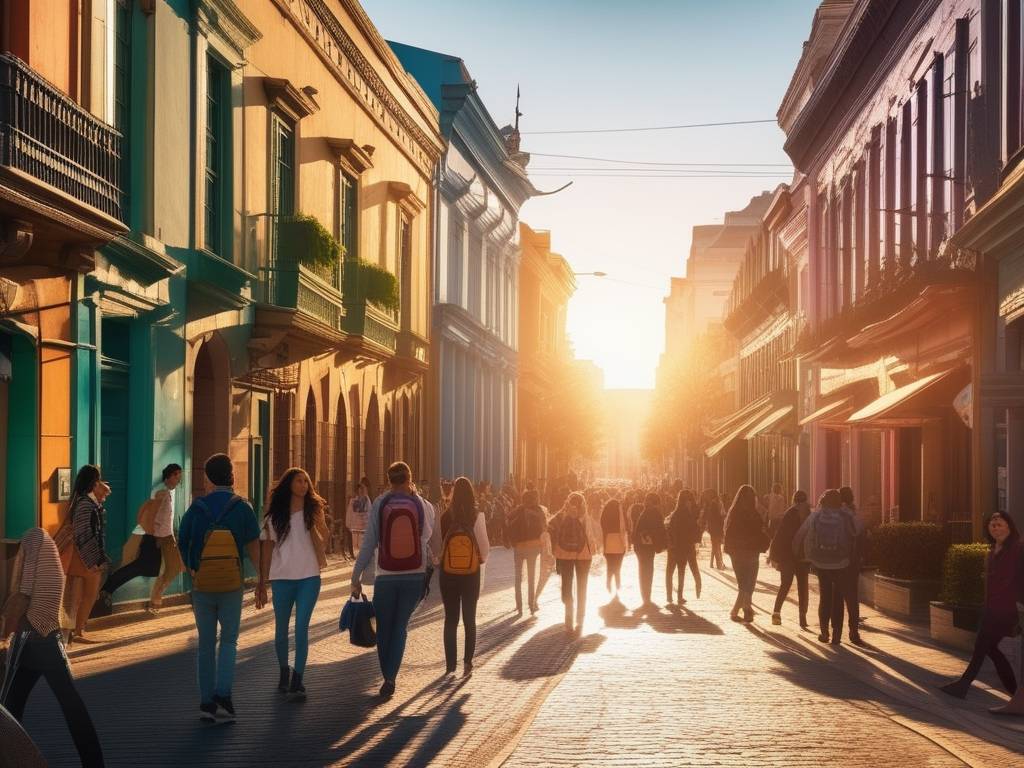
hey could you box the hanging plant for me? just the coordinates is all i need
[277,214,343,269]
[353,259,399,313]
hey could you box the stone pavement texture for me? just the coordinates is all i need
[19,545,1024,767]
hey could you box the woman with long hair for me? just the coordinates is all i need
[724,484,769,622]
[347,478,371,554]
[257,467,329,701]
[701,488,725,570]
[941,511,1023,701]
[551,491,600,635]
[439,477,490,676]
[58,464,111,644]
[666,490,702,605]
[632,492,667,611]
[600,498,629,602]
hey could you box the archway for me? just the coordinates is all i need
[383,406,394,473]
[303,390,318,482]
[349,387,361,483]
[191,336,231,497]
[364,392,381,494]
[335,392,349,514]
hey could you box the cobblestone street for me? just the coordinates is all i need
[19,546,1024,767]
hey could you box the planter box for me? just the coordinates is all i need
[874,574,940,619]
[929,602,980,652]
[858,567,877,607]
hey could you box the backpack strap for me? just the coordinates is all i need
[196,495,242,526]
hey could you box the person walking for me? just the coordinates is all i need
[769,490,812,627]
[724,485,769,623]
[839,486,865,644]
[257,468,329,702]
[351,461,439,699]
[57,465,111,644]
[177,453,262,722]
[600,498,629,602]
[766,483,787,539]
[793,489,857,645]
[438,477,490,676]
[1,527,105,767]
[665,490,702,605]
[507,489,546,616]
[347,479,371,554]
[95,463,184,615]
[940,511,1024,700]
[632,492,668,611]
[701,489,725,570]
[550,492,600,635]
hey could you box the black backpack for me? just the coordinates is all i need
[510,506,544,544]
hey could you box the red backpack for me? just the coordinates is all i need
[378,492,425,571]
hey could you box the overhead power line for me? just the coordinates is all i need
[528,172,790,179]
[531,166,790,174]
[522,118,777,135]
[529,151,791,167]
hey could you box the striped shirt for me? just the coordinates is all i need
[16,527,65,637]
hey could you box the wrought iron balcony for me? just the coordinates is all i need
[0,54,124,223]
[341,258,399,355]
[249,215,345,334]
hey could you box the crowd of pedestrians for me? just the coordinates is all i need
[3,457,1024,767]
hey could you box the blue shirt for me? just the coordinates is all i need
[177,488,260,572]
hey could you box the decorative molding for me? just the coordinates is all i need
[387,181,426,217]
[271,0,442,175]
[326,138,375,175]
[196,0,262,55]
[263,77,320,121]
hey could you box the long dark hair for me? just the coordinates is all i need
[984,511,1020,547]
[73,464,101,498]
[672,489,697,518]
[447,476,477,527]
[601,498,622,533]
[728,484,757,518]
[265,467,325,542]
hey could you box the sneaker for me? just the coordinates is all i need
[278,667,291,693]
[379,679,396,699]
[199,702,218,722]
[939,681,968,700]
[287,670,306,702]
[850,634,867,647]
[212,695,236,722]
[771,613,782,626]
[145,602,161,616]
[799,616,809,629]
[818,632,830,643]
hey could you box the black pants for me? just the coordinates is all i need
[843,563,861,635]
[958,623,1018,693]
[605,553,624,591]
[773,562,810,617]
[101,534,161,596]
[2,631,105,768]
[439,570,481,668]
[636,547,655,604]
[816,569,848,637]
[666,545,701,598]
[557,558,591,626]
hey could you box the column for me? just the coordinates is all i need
[1008,408,1024,529]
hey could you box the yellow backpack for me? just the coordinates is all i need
[442,523,480,575]
[193,496,243,593]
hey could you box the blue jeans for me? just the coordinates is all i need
[730,552,760,611]
[372,575,422,683]
[191,589,243,703]
[272,576,322,675]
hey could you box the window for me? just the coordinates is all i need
[339,172,358,259]
[868,125,881,285]
[204,55,229,256]
[915,78,929,259]
[931,53,946,251]
[270,114,295,217]
[447,214,463,306]
[854,161,866,299]
[840,181,852,309]
[1005,0,1023,159]
[899,100,913,267]
[398,215,411,324]
[883,117,897,272]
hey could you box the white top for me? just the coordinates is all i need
[129,486,175,537]
[260,510,321,581]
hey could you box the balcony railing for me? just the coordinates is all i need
[341,257,399,354]
[0,54,123,222]
[250,215,344,333]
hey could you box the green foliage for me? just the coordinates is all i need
[872,523,948,581]
[351,259,400,313]
[939,543,989,607]
[278,214,343,270]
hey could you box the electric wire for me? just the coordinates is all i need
[529,152,791,167]
[522,118,778,135]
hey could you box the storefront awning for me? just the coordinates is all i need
[704,404,772,458]
[743,405,795,440]
[847,367,969,425]
[799,397,852,426]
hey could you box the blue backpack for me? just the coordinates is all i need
[807,508,854,568]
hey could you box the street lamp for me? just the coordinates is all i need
[573,271,607,277]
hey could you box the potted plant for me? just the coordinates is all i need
[349,259,399,313]
[277,214,343,274]
[929,544,987,651]
[871,523,948,619]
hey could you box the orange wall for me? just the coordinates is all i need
[6,0,73,95]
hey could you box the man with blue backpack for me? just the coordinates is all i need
[793,488,861,646]
[177,453,261,723]
[351,461,439,699]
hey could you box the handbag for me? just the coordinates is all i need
[339,595,377,648]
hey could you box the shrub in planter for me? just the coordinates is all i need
[938,543,988,607]
[278,214,343,270]
[872,523,948,581]
[349,259,399,313]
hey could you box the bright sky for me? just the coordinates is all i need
[364,0,820,388]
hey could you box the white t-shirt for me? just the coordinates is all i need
[261,510,321,581]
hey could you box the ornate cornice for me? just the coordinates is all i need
[263,78,320,121]
[272,0,443,176]
[326,138,375,175]
[196,0,262,55]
